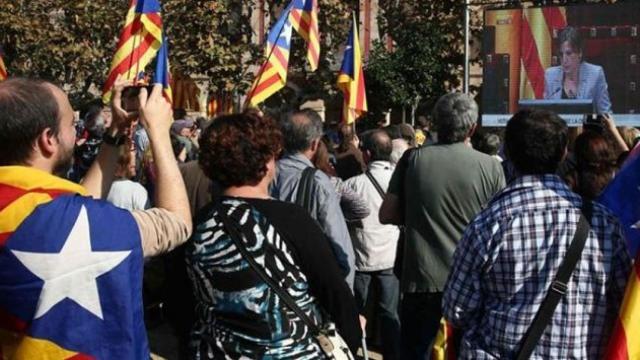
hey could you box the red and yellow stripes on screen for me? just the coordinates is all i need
[207,92,235,118]
[606,255,640,360]
[102,0,163,104]
[519,7,566,99]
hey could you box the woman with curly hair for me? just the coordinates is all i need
[187,113,361,359]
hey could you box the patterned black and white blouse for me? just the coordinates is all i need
[186,197,360,359]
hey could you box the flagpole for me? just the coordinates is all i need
[352,11,358,132]
[245,6,291,108]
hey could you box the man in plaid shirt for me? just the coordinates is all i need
[443,109,632,359]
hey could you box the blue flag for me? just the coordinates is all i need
[0,194,147,358]
[599,155,640,256]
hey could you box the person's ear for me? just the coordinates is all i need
[36,128,59,159]
[309,138,320,153]
[466,123,478,140]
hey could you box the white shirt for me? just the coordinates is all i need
[344,161,400,272]
[107,179,150,211]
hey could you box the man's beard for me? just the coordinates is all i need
[53,143,74,178]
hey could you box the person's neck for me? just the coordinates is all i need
[223,182,271,200]
[565,69,579,82]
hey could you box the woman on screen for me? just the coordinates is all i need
[544,26,612,114]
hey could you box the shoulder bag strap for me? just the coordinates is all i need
[295,167,317,214]
[365,170,386,200]
[217,207,322,336]
[515,200,593,360]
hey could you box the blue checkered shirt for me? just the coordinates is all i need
[443,174,631,359]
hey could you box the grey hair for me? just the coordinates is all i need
[281,109,324,153]
[432,92,478,144]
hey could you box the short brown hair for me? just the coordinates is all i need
[199,113,283,188]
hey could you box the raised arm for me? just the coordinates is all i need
[138,85,193,237]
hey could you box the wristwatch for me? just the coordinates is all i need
[102,132,127,147]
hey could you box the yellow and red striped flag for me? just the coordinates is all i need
[207,91,235,118]
[337,15,367,124]
[606,254,640,360]
[290,0,320,71]
[102,0,164,104]
[246,2,294,107]
[431,318,457,360]
[519,7,567,99]
[0,53,7,82]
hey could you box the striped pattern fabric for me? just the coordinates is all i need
[207,91,235,118]
[102,0,164,104]
[431,318,457,360]
[337,17,367,124]
[0,167,86,246]
[443,175,631,359]
[186,199,325,359]
[0,54,6,82]
[290,0,320,71]
[246,2,294,107]
[606,255,640,360]
[601,151,640,360]
[519,7,567,99]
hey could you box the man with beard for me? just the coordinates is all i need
[0,78,192,359]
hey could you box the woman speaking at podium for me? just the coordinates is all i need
[544,26,612,114]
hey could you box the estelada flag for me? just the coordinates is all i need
[0,166,147,359]
[102,0,164,104]
[337,14,367,124]
[600,153,640,360]
[290,0,320,71]
[245,1,294,107]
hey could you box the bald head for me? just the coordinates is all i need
[363,129,392,162]
[281,109,323,154]
[0,78,62,165]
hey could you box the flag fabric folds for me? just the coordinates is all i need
[606,254,640,360]
[290,0,320,71]
[600,154,640,360]
[246,2,294,107]
[207,91,234,118]
[337,16,367,124]
[0,53,7,82]
[519,7,567,99]
[154,34,173,103]
[599,153,640,256]
[431,318,458,360]
[0,166,147,359]
[102,0,164,104]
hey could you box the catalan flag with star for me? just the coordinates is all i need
[337,15,367,124]
[290,0,320,71]
[600,153,640,360]
[0,166,147,359]
[245,2,294,107]
[102,0,164,104]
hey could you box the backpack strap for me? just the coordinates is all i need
[365,170,386,200]
[295,167,318,214]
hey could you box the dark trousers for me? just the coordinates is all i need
[354,269,401,360]
[400,292,442,360]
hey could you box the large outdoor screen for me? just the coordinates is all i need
[482,3,640,126]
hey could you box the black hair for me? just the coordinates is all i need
[505,109,568,175]
[0,78,60,165]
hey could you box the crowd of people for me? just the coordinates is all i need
[0,76,638,360]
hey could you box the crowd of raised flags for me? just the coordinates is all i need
[1,0,640,359]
